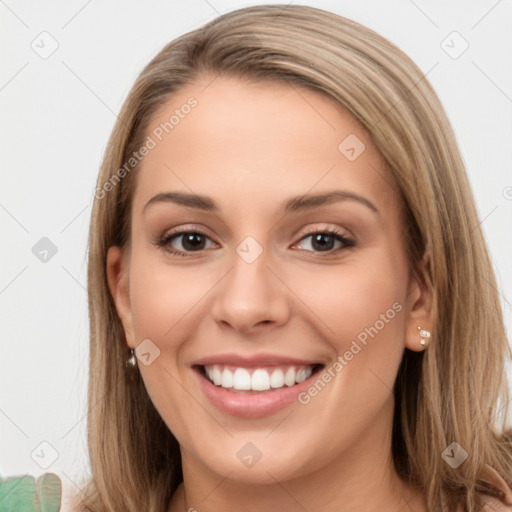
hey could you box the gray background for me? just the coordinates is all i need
[1,1,511,509]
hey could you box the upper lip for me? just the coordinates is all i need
[192,353,325,368]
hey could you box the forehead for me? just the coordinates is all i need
[132,74,400,218]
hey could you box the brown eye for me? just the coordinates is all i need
[157,230,217,256]
[176,233,207,251]
[294,230,355,253]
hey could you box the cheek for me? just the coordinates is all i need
[128,252,212,341]
[292,252,406,345]
[126,251,207,437]
[293,250,408,400]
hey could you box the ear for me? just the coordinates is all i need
[404,253,433,352]
[106,245,135,349]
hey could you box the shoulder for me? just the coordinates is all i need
[455,464,512,512]
[477,464,512,511]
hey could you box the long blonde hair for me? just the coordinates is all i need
[75,5,512,511]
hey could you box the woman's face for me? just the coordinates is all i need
[108,75,430,485]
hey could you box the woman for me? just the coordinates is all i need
[74,4,512,511]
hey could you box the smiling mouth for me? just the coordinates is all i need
[196,363,324,393]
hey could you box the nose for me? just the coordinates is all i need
[210,245,290,334]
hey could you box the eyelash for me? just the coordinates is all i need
[156,226,355,257]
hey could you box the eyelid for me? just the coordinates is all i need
[158,224,212,241]
[294,223,353,240]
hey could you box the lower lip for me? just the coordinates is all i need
[193,367,320,418]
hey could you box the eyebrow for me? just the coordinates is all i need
[143,190,379,215]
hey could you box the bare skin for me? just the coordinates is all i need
[107,74,431,512]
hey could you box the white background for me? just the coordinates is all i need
[1,0,511,509]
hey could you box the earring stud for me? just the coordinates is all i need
[125,349,137,368]
[417,326,431,347]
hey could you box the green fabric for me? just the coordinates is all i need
[0,473,61,512]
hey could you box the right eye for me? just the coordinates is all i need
[157,230,218,256]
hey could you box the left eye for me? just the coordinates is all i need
[293,231,354,253]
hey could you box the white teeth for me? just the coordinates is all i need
[221,368,233,388]
[204,364,315,391]
[233,368,251,390]
[251,369,270,391]
[296,368,308,383]
[212,366,222,385]
[284,367,296,386]
[270,368,285,388]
